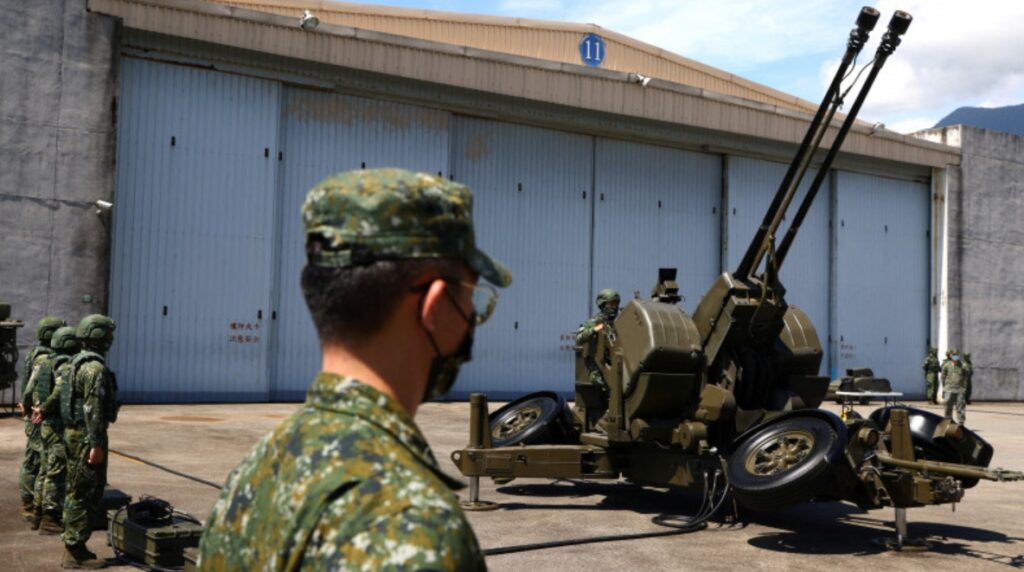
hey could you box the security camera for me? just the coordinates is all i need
[299,10,319,30]
[870,121,885,135]
[95,200,112,211]
[628,72,652,87]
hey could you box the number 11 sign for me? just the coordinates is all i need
[579,33,606,67]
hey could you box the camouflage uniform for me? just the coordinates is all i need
[60,315,118,568]
[575,289,620,393]
[18,316,64,519]
[200,169,509,571]
[941,355,968,424]
[923,347,940,404]
[199,374,486,571]
[33,326,81,531]
[19,348,52,515]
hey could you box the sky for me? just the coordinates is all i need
[335,0,1024,134]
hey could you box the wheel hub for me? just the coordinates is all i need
[492,403,542,440]
[745,429,815,476]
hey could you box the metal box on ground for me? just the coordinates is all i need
[110,506,203,567]
[92,488,132,531]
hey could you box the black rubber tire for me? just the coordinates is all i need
[489,392,573,447]
[728,416,842,511]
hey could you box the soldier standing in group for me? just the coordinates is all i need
[58,315,118,569]
[941,349,968,425]
[30,326,82,535]
[574,289,621,394]
[963,352,974,404]
[923,346,940,404]
[16,316,65,523]
[199,169,510,571]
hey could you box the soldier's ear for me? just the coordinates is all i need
[418,279,449,333]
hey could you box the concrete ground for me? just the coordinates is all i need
[2,400,1022,571]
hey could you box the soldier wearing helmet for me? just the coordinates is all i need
[28,326,80,535]
[922,347,940,404]
[574,289,621,394]
[53,314,117,568]
[17,316,65,525]
[941,348,968,425]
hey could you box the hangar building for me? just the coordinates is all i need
[5,0,1019,402]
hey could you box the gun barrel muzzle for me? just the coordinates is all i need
[888,10,913,35]
[856,6,880,31]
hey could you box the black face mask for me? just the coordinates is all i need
[601,304,619,320]
[421,287,475,403]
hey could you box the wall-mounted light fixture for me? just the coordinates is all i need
[300,10,319,30]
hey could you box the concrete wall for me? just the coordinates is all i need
[0,0,116,389]
[919,126,1024,400]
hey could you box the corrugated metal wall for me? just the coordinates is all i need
[834,171,930,394]
[108,59,931,402]
[725,157,831,375]
[593,139,721,314]
[109,59,280,402]
[449,117,593,398]
[269,88,451,399]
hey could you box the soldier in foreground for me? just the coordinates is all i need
[17,316,65,524]
[57,315,118,568]
[199,169,511,571]
[31,326,82,535]
[941,349,968,425]
[923,346,940,404]
[574,289,621,394]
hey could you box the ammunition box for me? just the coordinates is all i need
[91,488,132,531]
[110,509,203,567]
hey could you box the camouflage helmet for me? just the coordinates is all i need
[302,168,511,288]
[35,316,66,344]
[50,326,80,353]
[596,289,621,308]
[76,314,115,342]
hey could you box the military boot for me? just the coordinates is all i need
[20,500,35,522]
[62,543,104,569]
[30,507,42,530]
[38,510,63,535]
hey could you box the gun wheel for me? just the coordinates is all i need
[728,415,842,511]
[488,392,576,447]
[492,404,542,441]
[744,430,814,476]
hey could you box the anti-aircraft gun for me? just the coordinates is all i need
[452,7,1022,533]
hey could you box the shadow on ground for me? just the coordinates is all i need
[492,479,1024,567]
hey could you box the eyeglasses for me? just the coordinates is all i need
[410,278,499,326]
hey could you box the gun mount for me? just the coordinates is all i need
[453,6,1022,524]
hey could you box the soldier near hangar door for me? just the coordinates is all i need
[199,168,510,571]
[17,316,65,524]
[55,314,119,569]
[941,349,968,425]
[574,289,621,395]
[923,347,940,404]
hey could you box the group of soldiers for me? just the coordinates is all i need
[923,346,973,425]
[16,314,119,569]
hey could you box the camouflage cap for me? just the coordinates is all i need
[302,168,512,287]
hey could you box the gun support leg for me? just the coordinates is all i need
[872,507,931,552]
[462,393,499,512]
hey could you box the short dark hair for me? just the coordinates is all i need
[301,254,462,345]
